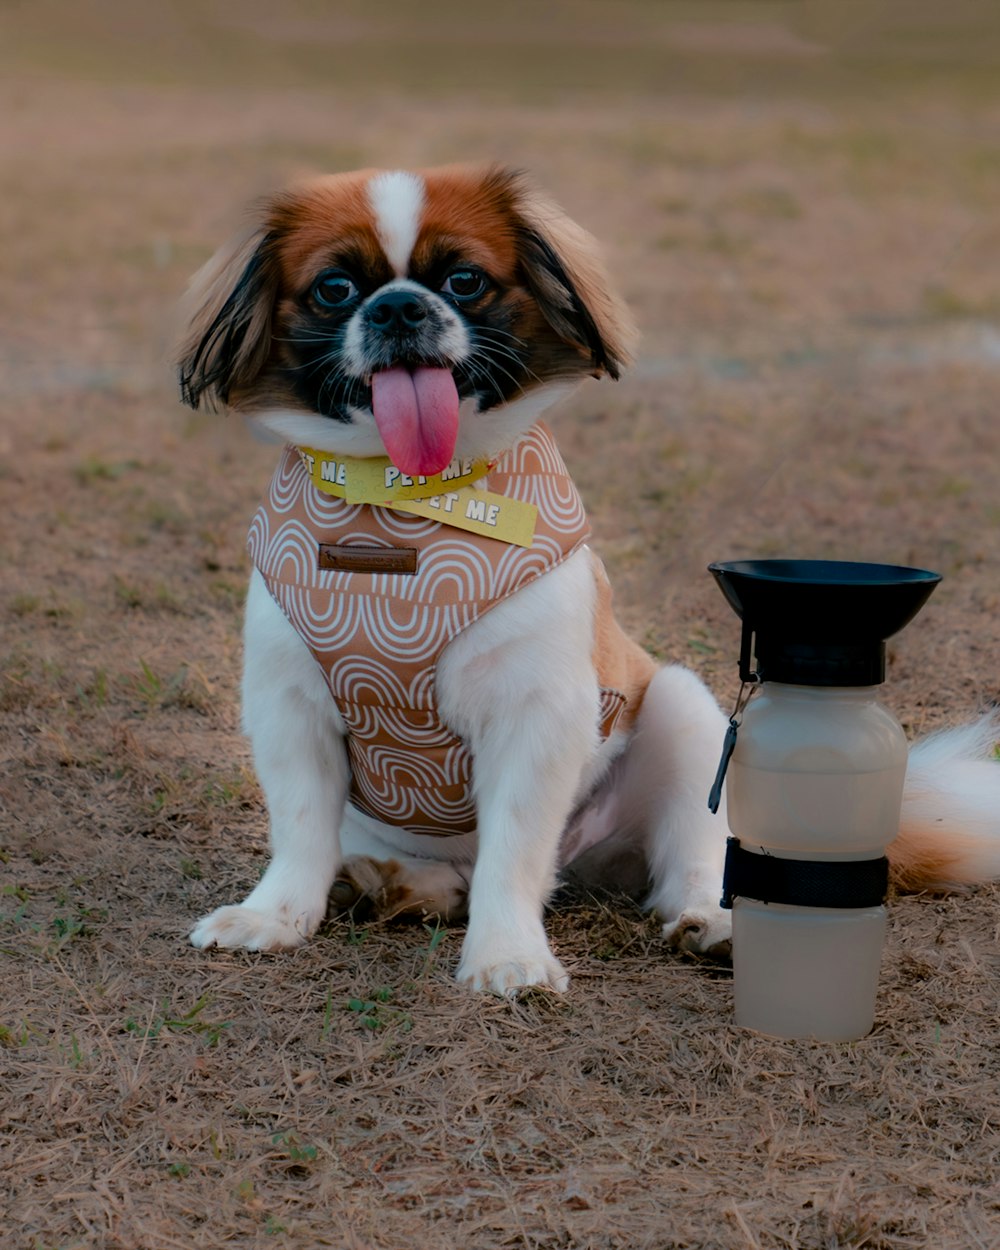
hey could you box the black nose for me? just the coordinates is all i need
[366,290,428,331]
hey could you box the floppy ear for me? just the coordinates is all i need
[510,176,637,379]
[176,223,278,410]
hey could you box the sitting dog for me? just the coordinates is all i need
[177,164,1000,994]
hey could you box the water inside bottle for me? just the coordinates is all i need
[733,900,886,1041]
[727,760,907,858]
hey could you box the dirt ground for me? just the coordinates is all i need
[2,3,1000,1248]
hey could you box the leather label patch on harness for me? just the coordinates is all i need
[318,544,418,575]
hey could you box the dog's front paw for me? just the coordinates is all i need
[190,904,317,952]
[456,942,569,996]
[661,907,732,959]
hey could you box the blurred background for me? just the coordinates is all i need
[3,0,1000,710]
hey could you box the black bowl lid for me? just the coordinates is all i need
[708,559,941,686]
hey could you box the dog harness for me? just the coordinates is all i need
[248,423,629,837]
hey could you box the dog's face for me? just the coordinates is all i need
[177,165,635,473]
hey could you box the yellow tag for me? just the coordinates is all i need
[391,488,538,548]
[298,446,490,505]
[296,446,536,547]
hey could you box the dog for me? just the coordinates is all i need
[177,164,1000,995]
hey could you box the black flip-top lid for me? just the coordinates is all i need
[708,559,941,686]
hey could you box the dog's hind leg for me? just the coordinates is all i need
[330,856,470,922]
[624,664,733,956]
[190,571,348,951]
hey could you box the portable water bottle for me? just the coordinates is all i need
[708,560,940,1041]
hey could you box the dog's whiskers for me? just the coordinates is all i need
[466,346,534,395]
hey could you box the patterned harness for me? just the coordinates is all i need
[248,424,626,837]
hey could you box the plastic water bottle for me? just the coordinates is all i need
[708,559,940,1041]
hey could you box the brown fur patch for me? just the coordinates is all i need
[590,553,657,732]
[888,824,982,892]
[266,171,389,295]
[416,165,522,281]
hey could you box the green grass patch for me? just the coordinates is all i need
[74,456,141,486]
[128,659,215,712]
[345,986,413,1034]
[922,285,1000,321]
[10,594,41,617]
[123,994,231,1046]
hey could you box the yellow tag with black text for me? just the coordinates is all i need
[298,446,490,504]
[296,446,537,547]
[391,488,538,548]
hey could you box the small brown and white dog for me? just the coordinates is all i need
[178,164,1000,994]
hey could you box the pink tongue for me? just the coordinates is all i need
[371,367,460,477]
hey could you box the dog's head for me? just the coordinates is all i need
[177,164,635,474]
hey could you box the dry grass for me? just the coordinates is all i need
[3,3,1000,1247]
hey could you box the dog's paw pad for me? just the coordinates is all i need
[190,904,311,952]
[662,911,732,959]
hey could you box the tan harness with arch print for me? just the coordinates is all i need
[247,423,652,839]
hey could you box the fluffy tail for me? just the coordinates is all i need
[890,714,1000,891]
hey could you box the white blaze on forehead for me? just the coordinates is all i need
[367,171,425,276]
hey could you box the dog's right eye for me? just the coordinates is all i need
[312,271,358,308]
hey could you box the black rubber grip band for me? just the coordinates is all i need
[720,837,889,910]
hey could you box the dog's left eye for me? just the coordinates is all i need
[312,271,358,308]
[441,269,488,301]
